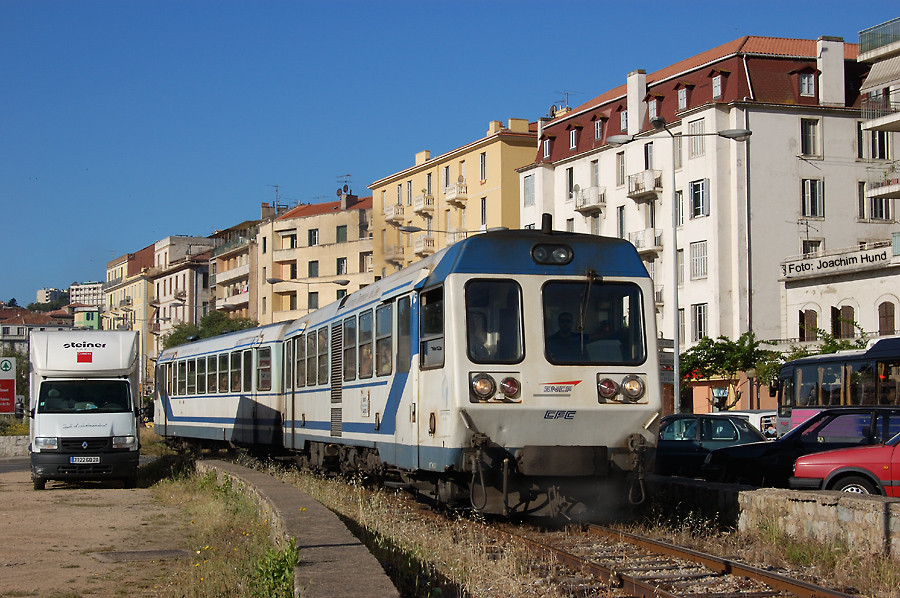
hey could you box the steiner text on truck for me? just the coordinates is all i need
[28,330,141,490]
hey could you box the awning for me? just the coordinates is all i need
[860,54,900,93]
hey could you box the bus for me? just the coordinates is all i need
[774,336,900,436]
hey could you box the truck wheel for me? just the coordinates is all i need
[831,475,877,495]
[33,478,46,491]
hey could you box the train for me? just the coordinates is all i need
[153,215,662,518]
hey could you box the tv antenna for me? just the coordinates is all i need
[336,174,352,196]
[555,90,579,109]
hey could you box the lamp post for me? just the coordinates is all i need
[608,117,750,410]
[265,277,350,314]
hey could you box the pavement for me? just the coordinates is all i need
[196,460,399,598]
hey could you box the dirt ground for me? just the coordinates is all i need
[0,459,193,597]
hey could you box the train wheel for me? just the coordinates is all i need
[831,475,877,495]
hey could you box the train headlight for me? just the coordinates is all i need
[620,375,645,402]
[531,244,573,265]
[471,373,496,400]
[597,377,618,400]
[499,377,520,398]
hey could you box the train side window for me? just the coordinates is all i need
[187,359,197,395]
[230,352,242,392]
[177,360,187,395]
[359,310,374,378]
[207,355,217,393]
[397,296,411,374]
[168,362,175,397]
[376,303,393,376]
[242,350,252,393]
[218,354,229,393]
[306,333,317,386]
[295,336,306,388]
[197,357,206,394]
[317,327,329,385]
[420,287,444,369]
[284,340,293,391]
[257,347,272,392]
[343,317,357,381]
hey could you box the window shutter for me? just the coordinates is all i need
[702,179,710,216]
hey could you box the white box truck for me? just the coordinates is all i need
[29,330,141,490]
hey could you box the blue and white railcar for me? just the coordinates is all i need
[279,220,661,516]
[154,322,289,449]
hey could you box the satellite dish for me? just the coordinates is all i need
[336,188,342,196]
[457,175,465,183]
[343,184,349,192]
[549,105,557,117]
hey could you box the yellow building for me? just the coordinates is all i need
[368,118,536,277]
[257,194,374,324]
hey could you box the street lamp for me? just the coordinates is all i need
[266,277,351,313]
[608,116,751,408]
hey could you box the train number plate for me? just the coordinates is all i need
[70,456,100,464]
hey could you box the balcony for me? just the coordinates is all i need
[414,193,434,215]
[445,182,468,207]
[216,262,250,285]
[628,228,663,255]
[867,165,900,199]
[859,17,900,60]
[384,203,405,224]
[221,292,250,310]
[384,244,406,264]
[574,185,606,214]
[414,236,435,257]
[626,170,663,200]
[654,285,665,306]
[861,96,900,132]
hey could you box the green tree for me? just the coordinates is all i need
[162,310,258,349]
[680,332,776,411]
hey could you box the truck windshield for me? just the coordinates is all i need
[38,380,132,413]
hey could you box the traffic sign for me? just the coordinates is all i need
[0,358,16,414]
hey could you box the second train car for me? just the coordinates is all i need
[155,216,662,517]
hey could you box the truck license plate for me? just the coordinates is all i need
[70,456,100,464]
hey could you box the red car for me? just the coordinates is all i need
[789,434,900,495]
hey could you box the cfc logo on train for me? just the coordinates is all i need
[544,410,576,420]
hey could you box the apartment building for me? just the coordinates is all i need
[210,219,260,321]
[257,193,373,324]
[35,288,65,304]
[368,119,536,277]
[780,19,900,342]
[68,281,105,308]
[149,236,218,341]
[520,34,897,351]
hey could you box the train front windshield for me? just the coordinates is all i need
[543,281,645,365]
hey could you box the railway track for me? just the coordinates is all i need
[487,523,857,598]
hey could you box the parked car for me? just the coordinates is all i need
[655,413,766,478]
[711,410,777,439]
[789,433,900,495]
[702,407,900,487]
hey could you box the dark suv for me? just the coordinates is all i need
[701,407,900,487]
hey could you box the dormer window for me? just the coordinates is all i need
[594,119,603,140]
[800,73,816,97]
[542,138,550,159]
[648,99,657,121]
[712,75,722,99]
[677,88,687,110]
[620,110,628,131]
[569,129,577,150]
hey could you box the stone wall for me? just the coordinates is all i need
[739,488,900,559]
[0,436,29,457]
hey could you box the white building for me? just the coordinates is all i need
[68,281,105,309]
[520,35,897,350]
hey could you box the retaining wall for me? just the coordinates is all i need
[0,436,29,457]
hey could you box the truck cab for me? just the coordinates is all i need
[29,331,141,490]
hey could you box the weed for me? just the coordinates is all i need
[248,537,298,598]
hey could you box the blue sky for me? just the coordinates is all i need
[1,1,897,305]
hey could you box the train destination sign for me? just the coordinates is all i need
[781,247,893,280]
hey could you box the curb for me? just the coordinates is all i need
[195,460,398,598]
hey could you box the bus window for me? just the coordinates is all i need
[343,317,357,382]
[878,360,900,405]
[257,347,272,392]
[359,310,373,378]
[848,361,877,405]
[420,287,444,369]
[376,303,393,376]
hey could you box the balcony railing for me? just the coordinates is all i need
[574,185,606,214]
[861,95,900,121]
[215,262,250,285]
[628,228,663,254]
[654,285,665,306]
[626,170,663,200]
[414,193,434,215]
[414,236,435,256]
[384,203,405,224]
[445,182,468,207]
[384,244,406,263]
[860,17,900,55]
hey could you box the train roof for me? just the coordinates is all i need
[158,320,290,362]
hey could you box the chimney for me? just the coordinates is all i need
[415,150,431,166]
[817,36,845,107]
[507,118,529,133]
[626,69,647,136]
[260,202,275,220]
[340,194,358,210]
[486,120,503,135]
